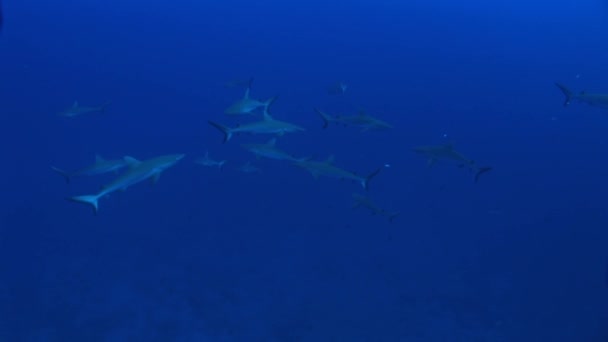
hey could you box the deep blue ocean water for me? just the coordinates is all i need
[1,0,608,340]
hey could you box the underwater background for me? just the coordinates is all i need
[1,0,608,340]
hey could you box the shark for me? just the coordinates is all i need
[241,138,305,162]
[209,105,305,143]
[412,143,492,183]
[59,101,111,118]
[225,78,276,115]
[67,154,184,214]
[555,83,608,109]
[327,81,348,95]
[51,154,128,183]
[352,193,399,222]
[292,155,381,191]
[195,151,226,170]
[315,108,392,131]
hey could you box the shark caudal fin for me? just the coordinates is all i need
[68,194,101,215]
[555,83,574,107]
[314,108,332,129]
[51,166,71,184]
[263,96,278,114]
[361,168,382,191]
[474,167,493,183]
[208,121,233,143]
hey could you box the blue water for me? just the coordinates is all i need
[1,0,608,340]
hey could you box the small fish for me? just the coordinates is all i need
[327,81,347,95]
[412,143,492,183]
[555,82,608,109]
[68,154,184,214]
[59,101,111,118]
[195,151,226,170]
[292,155,381,191]
[352,193,399,222]
[315,108,392,131]
[51,154,128,183]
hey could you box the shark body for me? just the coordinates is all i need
[352,193,399,222]
[315,109,392,131]
[413,143,492,182]
[225,78,275,115]
[241,138,304,162]
[292,155,380,191]
[59,101,110,117]
[51,154,127,183]
[555,82,608,109]
[68,154,184,214]
[195,151,226,170]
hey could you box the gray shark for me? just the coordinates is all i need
[195,151,226,170]
[352,193,399,222]
[51,154,128,183]
[59,101,111,117]
[209,105,305,143]
[292,155,381,191]
[68,154,184,214]
[555,83,608,109]
[413,143,492,182]
[241,138,305,162]
[225,78,276,115]
[315,108,392,131]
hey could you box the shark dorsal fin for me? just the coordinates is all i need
[123,156,141,168]
[327,155,335,164]
[95,154,105,163]
[267,138,277,146]
[244,87,250,99]
[72,101,79,108]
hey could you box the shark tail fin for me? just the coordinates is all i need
[474,167,492,183]
[68,195,100,215]
[208,121,232,143]
[264,96,278,114]
[51,166,71,184]
[362,168,382,191]
[314,108,331,129]
[555,83,573,107]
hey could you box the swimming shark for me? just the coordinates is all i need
[292,155,381,191]
[412,143,492,183]
[59,101,111,118]
[315,108,393,131]
[555,83,608,109]
[51,154,128,183]
[241,138,305,162]
[209,104,306,143]
[195,151,226,170]
[352,193,399,222]
[237,162,262,174]
[68,154,184,214]
[225,78,276,115]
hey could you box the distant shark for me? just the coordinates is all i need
[225,78,276,115]
[327,81,347,95]
[315,108,392,131]
[352,193,399,222]
[555,82,608,109]
[292,155,381,191]
[209,102,305,142]
[68,154,184,214]
[237,161,262,174]
[51,154,128,183]
[413,143,492,183]
[241,138,306,162]
[59,101,111,118]
[195,151,226,170]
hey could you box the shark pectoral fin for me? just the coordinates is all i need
[151,173,161,185]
